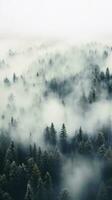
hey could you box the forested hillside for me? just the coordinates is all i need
[0,42,112,199]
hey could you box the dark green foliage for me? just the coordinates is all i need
[46,77,73,98]
[44,123,57,146]
[60,124,68,154]
[5,141,17,163]
[106,68,110,81]
[0,121,112,200]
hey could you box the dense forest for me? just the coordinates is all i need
[0,62,112,200]
[0,120,112,200]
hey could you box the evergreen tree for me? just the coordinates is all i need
[60,124,68,154]
[44,126,50,145]
[50,123,57,146]
[106,68,110,81]
[100,71,105,81]
[30,163,41,192]
[37,147,42,170]
[5,141,17,163]
[13,73,17,83]
[96,133,105,148]
[77,127,83,142]
[32,143,37,162]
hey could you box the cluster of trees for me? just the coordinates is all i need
[1,67,112,200]
[0,121,112,200]
[44,123,112,200]
[45,67,112,104]
[0,131,62,200]
[88,67,112,103]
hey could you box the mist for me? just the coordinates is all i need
[0,38,112,200]
[0,39,111,140]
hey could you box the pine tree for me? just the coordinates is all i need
[32,143,37,162]
[50,123,57,146]
[13,73,17,83]
[60,124,68,154]
[96,133,105,148]
[30,163,41,191]
[106,68,110,81]
[77,127,83,142]
[44,126,50,145]
[5,141,17,163]
[37,147,42,170]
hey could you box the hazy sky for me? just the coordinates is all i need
[0,0,112,42]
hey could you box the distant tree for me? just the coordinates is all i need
[50,123,57,146]
[97,144,106,158]
[60,124,68,154]
[106,68,110,81]
[100,71,105,81]
[36,72,39,77]
[44,126,50,145]
[4,78,10,86]
[77,127,83,142]
[37,147,42,170]
[80,92,88,110]
[5,141,17,163]
[108,81,112,95]
[88,89,96,103]
[44,124,57,146]
[30,163,41,191]
[29,144,33,158]
[78,141,85,154]
[70,135,78,153]
[104,147,112,161]
[13,73,17,83]
[103,50,108,59]
[32,143,37,162]
[96,133,105,148]
[84,140,93,156]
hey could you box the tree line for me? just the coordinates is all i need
[0,121,112,200]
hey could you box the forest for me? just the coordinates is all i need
[0,63,112,200]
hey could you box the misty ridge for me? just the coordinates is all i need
[0,40,112,200]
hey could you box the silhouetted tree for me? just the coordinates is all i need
[60,124,68,154]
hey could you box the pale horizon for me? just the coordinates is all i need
[0,0,112,43]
